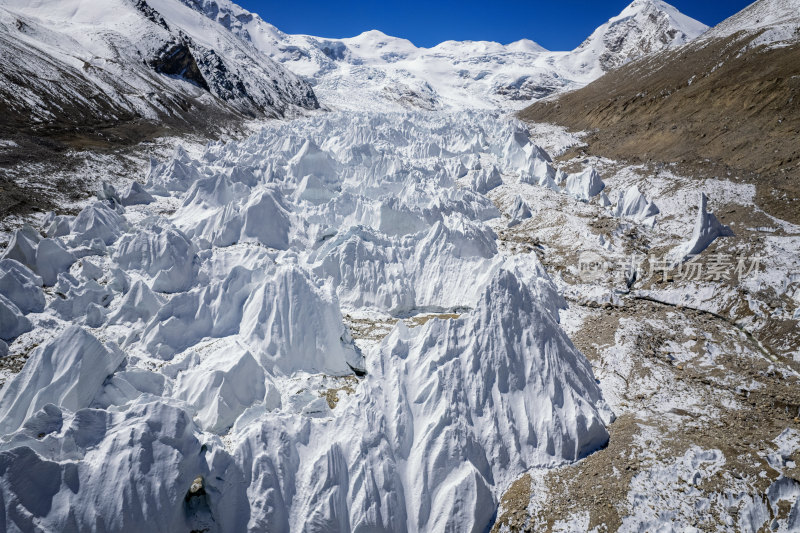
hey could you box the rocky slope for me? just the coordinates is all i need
[519,0,800,225]
[0,0,318,146]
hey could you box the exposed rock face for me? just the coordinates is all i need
[150,40,210,91]
[132,0,171,30]
[495,74,570,101]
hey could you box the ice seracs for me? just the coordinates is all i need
[613,185,660,224]
[1,228,76,286]
[0,259,45,314]
[174,348,271,434]
[44,213,71,238]
[672,192,734,261]
[308,226,417,312]
[472,165,503,193]
[0,111,612,532]
[508,195,533,227]
[34,238,75,286]
[147,149,204,195]
[48,276,113,322]
[565,167,606,201]
[521,156,560,192]
[0,326,125,435]
[237,188,293,249]
[287,139,338,182]
[69,202,128,246]
[0,295,32,342]
[107,280,164,325]
[235,268,610,532]
[382,267,610,464]
[239,265,365,375]
[1,225,40,271]
[113,225,197,293]
[120,181,155,206]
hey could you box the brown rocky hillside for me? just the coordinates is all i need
[519,31,800,224]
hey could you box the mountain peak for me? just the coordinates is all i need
[344,29,416,47]
[573,0,708,72]
[620,0,672,13]
[618,0,707,29]
[507,38,547,53]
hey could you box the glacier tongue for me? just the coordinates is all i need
[0,111,611,532]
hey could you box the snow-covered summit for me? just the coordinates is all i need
[564,0,709,76]
[429,37,547,56]
[341,29,419,61]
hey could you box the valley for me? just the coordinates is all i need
[0,0,798,531]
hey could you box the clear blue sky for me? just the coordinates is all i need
[236,0,754,50]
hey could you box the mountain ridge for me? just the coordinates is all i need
[0,0,319,136]
[173,0,708,110]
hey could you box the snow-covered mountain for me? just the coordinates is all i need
[0,0,318,131]
[702,0,800,47]
[174,0,708,111]
[3,0,800,531]
[560,0,709,77]
[0,0,707,127]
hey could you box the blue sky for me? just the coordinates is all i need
[236,0,754,50]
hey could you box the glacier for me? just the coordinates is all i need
[0,111,615,532]
[3,0,798,530]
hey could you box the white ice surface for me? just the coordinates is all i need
[0,111,614,532]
